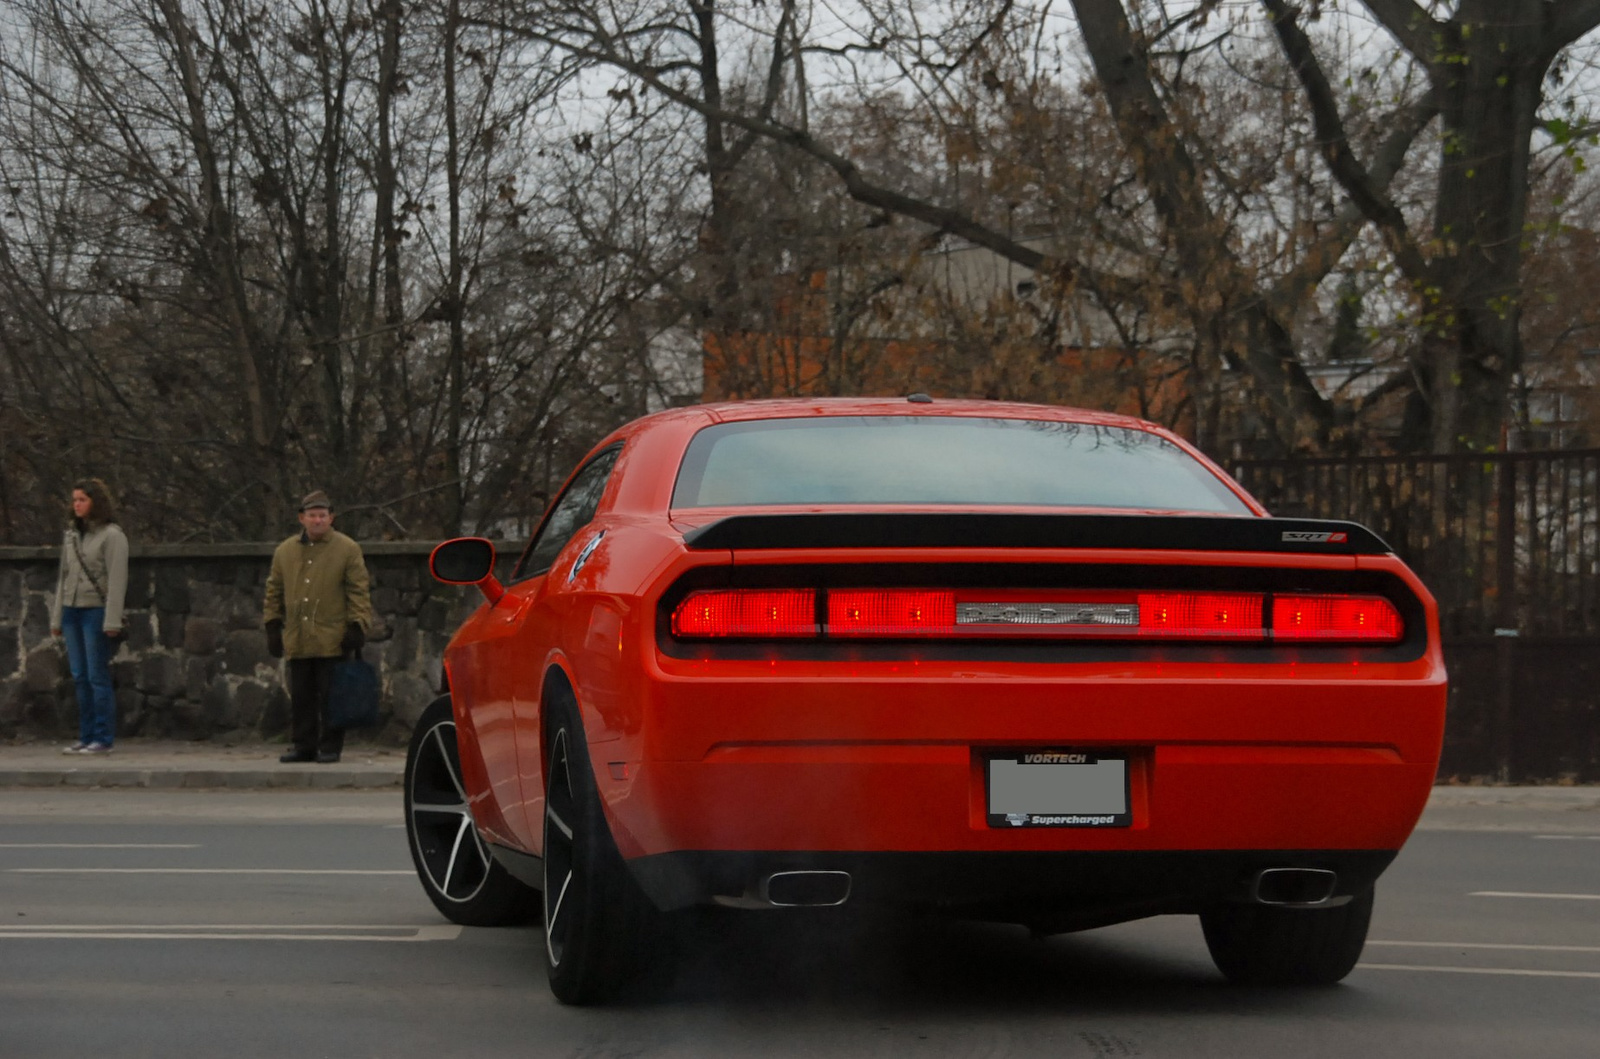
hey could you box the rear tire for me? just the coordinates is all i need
[404,697,537,926]
[542,683,661,1004]
[1201,886,1374,986]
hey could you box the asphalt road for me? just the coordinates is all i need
[1,790,1596,1059]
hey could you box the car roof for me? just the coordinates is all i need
[586,397,1264,519]
[626,396,1165,434]
[715,396,1156,429]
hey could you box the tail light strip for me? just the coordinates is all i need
[671,589,819,638]
[671,588,1403,643]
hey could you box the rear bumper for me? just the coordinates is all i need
[595,665,1446,861]
[607,742,1438,855]
[628,848,1399,920]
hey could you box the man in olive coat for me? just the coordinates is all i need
[263,490,373,763]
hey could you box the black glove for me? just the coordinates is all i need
[341,623,365,652]
[265,619,284,658]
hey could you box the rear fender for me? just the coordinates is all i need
[539,660,649,861]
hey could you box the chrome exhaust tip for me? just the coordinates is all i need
[1252,868,1341,908]
[761,870,852,907]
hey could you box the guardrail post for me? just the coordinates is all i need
[1494,457,1518,782]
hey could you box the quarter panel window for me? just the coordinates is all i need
[516,448,621,578]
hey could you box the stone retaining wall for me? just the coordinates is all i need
[0,542,516,745]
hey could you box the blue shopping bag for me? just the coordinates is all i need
[328,653,381,729]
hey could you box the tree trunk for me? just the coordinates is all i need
[693,0,750,388]
[1425,3,1544,451]
[374,0,406,395]
[444,0,466,531]
[314,3,352,480]
[1358,0,1600,451]
[155,0,284,531]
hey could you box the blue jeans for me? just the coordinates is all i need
[60,606,116,746]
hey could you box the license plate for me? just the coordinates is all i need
[986,751,1130,828]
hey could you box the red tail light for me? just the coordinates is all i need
[670,589,816,638]
[1273,594,1404,642]
[671,588,1403,643]
[828,590,956,636]
[1137,592,1265,640]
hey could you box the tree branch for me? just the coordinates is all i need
[726,0,797,169]
[560,42,1058,273]
[1264,0,1433,285]
[1270,84,1438,310]
[1361,0,1442,66]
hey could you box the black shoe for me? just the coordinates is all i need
[316,750,341,764]
[279,748,315,763]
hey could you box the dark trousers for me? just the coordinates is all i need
[287,657,344,756]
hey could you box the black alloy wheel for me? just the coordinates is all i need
[404,697,536,926]
[1201,885,1375,986]
[542,683,662,1004]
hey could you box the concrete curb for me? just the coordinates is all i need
[0,740,405,790]
[0,768,402,789]
[1421,784,1600,810]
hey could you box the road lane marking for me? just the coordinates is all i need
[1532,834,1600,841]
[1361,964,1600,980]
[1370,941,1600,953]
[2,923,444,929]
[0,924,461,942]
[1470,891,1600,901]
[8,868,413,875]
[0,843,200,849]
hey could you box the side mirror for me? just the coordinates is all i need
[429,537,504,604]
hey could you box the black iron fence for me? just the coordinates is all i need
[1235,450,1600,781]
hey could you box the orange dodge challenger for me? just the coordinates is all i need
[404,397,1447,1004]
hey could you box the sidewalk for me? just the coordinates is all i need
[0,738,405,790]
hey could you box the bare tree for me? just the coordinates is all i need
[0,0,699,542]
[500,0,1600,454]
[1262,0,1600,451]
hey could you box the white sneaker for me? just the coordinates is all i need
[82,743,113,754]
[62,742,89,754]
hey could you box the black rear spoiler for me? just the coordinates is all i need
[681,513,1391,556]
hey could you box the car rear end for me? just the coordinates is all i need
[604,407,1447,930]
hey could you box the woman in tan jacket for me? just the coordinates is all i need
[50,478,129,754]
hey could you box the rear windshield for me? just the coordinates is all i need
[672,416,1251,514]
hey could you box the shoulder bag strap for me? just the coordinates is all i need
[69,528,109,600]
